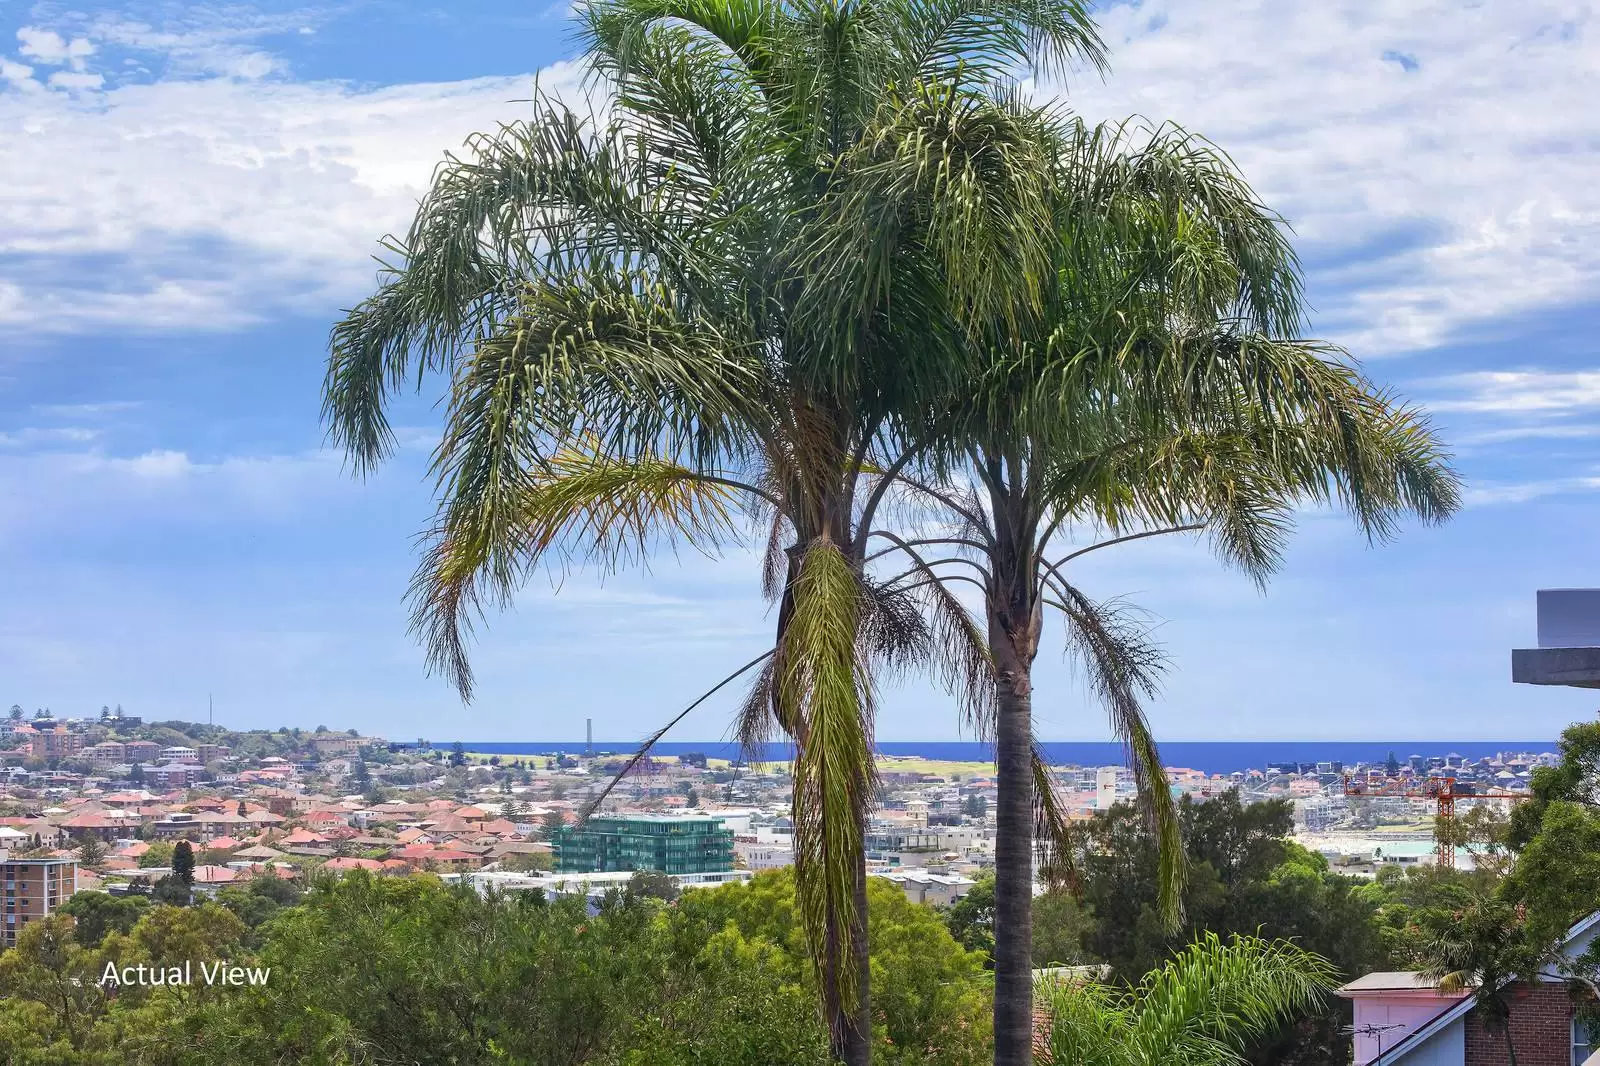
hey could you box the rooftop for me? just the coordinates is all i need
[1337,971,1459,994]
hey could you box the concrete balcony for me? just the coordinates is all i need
[1512,589,1600,689]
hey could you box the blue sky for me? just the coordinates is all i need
[2,0,1597,744]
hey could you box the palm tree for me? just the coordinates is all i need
[322,1,1102,1059]
[857,117,1460,1065]
[1038,933,1337,1066]
[1419,895,1542,1066]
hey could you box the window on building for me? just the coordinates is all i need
[1574,1018,1598,1066]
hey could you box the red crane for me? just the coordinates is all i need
[1341,775,1528,869]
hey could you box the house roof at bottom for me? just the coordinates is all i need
[1339,971,1453,993]
[1371,910,1600,1065]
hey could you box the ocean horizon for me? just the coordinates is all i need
[452,740,1556,777]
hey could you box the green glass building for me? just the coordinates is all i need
[554,814,735,874]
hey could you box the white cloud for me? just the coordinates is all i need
[84,14,295,80]
[1420,369,1600,446]
[30,400,141,417]
[0,426,97,446]
[16,28,95,67]
[47,70,105,92]
[0,60,38,88]
[1046,0,1600,356]
[0,0,1595,357]
[0,61,588,333]
[0,445,360,539]
[1425,370,1600,414]
[1463,475,1600,506]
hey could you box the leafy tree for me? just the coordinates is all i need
[1076,794,1383,1064]
[7,704,20,721]
[1039,934,1336,1066]
[1418,896,1542,1066]
[182,872,828,1066]
[57,891,148,948]
[684,787,699,809]
[627,869,680,903]
[945,876,1094,970]
[0,915,109,1056]
[76,835,107,870]
[139,841,176,869]
[1031,890,1095,968]
[677,870,989,1065]
[963,793,988,820]
[172,841,196,885]
[945,875,997,959]
[130,902,248,973]
[152,876,193,907]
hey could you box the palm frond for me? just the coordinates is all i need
[734,652,779,765]
[1040,934,1336,1066]
[411,437,754,699]
[583,649,776,818]
[1047,582,1185,928]
[779,538,876,1007]
[1033,743,1082,893]
[1126,934,1336,1062]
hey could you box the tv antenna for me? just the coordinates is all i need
[1343,1021,1406,1061]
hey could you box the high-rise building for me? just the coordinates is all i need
[1096,766,1119,810]
[554,814,734,874]
[1,857,78,948]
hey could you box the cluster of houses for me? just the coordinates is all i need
[1,786,561,896]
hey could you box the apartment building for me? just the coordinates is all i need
[84,741,127,765]
[143,763,205,790]
[554,814,734,874]
[123,741,160,762]
[309,735,360,756]
[33,728,84,760]
[1,857,78,948]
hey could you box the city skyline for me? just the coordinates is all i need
[4,0,1600,741]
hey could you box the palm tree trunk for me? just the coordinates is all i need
[821,849,873,1065]
[992,611,1040,1066]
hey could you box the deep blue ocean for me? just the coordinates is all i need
[454,740,1555,776]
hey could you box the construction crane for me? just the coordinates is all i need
[1341,775,1529,869]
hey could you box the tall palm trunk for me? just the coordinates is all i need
[989,517,1043,1066]
[815,825,871,1064]
[830,862,872,1065]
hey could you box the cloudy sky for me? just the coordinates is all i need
[2,0,1597,744]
